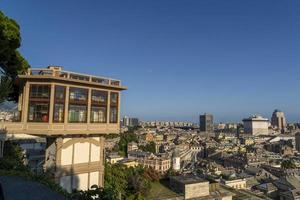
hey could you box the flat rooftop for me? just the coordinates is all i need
[18,66,127,90]
[243,115,268,122]
[170,175,208,184]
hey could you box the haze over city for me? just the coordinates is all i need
[2,0,300,122]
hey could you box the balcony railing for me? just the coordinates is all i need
[26,68,121,87]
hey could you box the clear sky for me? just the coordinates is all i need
[1,0,300,123]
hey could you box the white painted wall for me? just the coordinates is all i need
[74,142,89,164]
[76,173,89,191]
[90,143,100,162]
[172,157,180,170]
[61,145,73,165]
[89,171,99,187]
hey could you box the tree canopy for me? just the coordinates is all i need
[0,11,30,103]
[113,131,138,156]
[281,159,296,169]
[139,141,156,154]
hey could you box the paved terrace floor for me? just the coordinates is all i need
[0,176,66,200]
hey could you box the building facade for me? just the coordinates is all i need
[243,115,269,136]
[170,175,210,199]
[221,178,247,190]
[0,66,127,192]
[123,116,139,127]
[127,142,138,152]
[199,113,214,132]
[295,133,300,152]
[138,156,171,173]
[271,109,286,133]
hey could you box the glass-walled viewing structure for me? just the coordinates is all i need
[2,66,127,135]
[0,66,127,191]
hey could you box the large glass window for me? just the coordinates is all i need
[69,105,87,123]
[110,92,118,106]
[91,90,107,105]
[53,86,65,123]
[110,107,118,123]
[110,92,118,123]
[69,87,88,123]
[90,90,107,123]
[28,85,50,122]
[69,87,88,103]
[91,106,106,123]
[54,104,64,123]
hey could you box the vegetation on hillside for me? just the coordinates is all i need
[113,127,139,156]
[139,141,156,154]
[281,159,296,169]
[71,163,161,200]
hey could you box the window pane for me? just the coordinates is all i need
[110,92,118,105]
[55,86,65,101]
[29,85,50,99]
[68,105,87,123]
[91,106,106,123]
[92,90,107,105]
[28,85,50,122]
[110,107,118,123]
[28,102,49,122]
[53,103,64,123]
[69,87,88,103]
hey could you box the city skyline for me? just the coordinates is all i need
[2,1,300,122]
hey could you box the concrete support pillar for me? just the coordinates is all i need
[64,86,70,124]
[107,91,110,124]
[48,84,55,124]
[117,91,121,127]
[22,82,30,123]
[45,135,105,192]
[87,88,92,124]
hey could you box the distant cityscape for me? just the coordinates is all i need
[105,109,300,199]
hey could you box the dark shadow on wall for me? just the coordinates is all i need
[51,166,80,194]
[0,135,80,198]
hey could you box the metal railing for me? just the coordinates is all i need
[27,68,121,87]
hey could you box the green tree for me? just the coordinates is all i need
[71,185,117,200]
[113,132,138,156]
[281,159,296,169]
[104,163,129,197]
[139,141,156,154]
[103,163,158,199]
[128,174,150,197]
[0,141,29,172]
[0,11,30,102]
[142,167,160,182]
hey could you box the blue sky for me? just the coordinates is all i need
[1,0,300,123]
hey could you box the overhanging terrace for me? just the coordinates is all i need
[1,66,127,137]
[0,122,120,136]
[0,66,128,191]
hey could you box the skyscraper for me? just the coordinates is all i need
[122,116,139,127]
[199,113,214,132]
[271,109,286,133]
[123,116,130,126]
